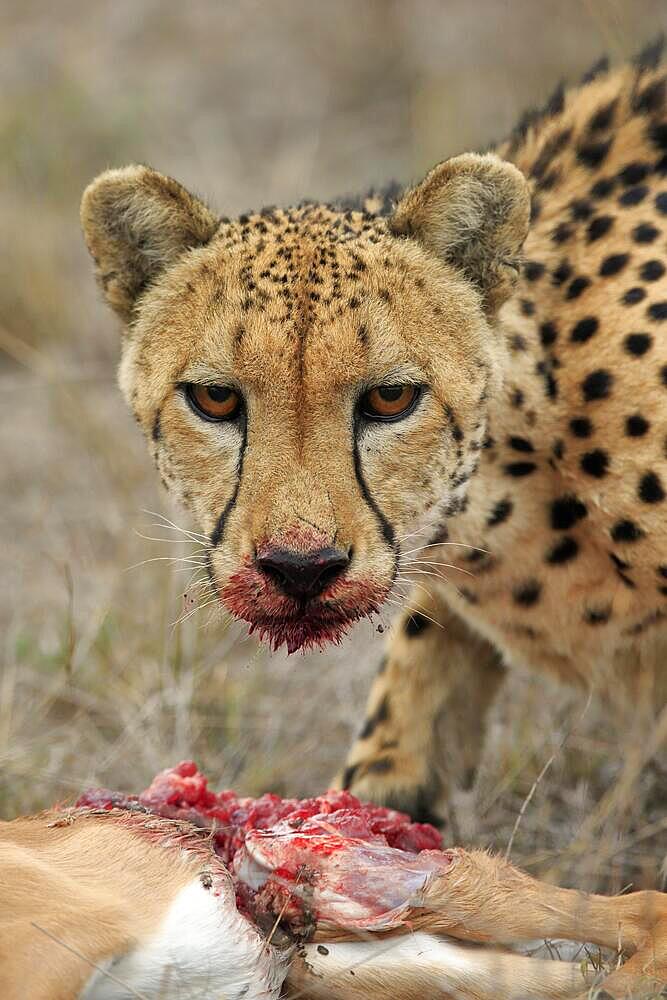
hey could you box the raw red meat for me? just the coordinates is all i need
[76,761,447,936]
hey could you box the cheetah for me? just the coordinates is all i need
[81,43,667,822]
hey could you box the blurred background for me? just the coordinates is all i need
[1,0,666,895]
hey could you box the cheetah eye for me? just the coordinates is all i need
[184,383,242,422]
[361,384,421,421]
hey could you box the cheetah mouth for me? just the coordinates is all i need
[218,563,387,654]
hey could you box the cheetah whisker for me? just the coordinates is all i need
[397,567,462,587]
[133,529,208,549]
[395,569,464,602]
[140,508,209,543]
[125,555,209,572]
[400,558,474,577]
[170,595,221,630]
[384,594,445,631]
[395,518,443,545]
[401,540,489,556]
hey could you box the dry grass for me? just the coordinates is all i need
[1,0,666,921]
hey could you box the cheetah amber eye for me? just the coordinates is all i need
[362,385,419,420]
[185,384,241,421]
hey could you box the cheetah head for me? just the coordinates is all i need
[82,155,529,652]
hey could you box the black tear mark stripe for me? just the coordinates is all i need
[353,418,397,559]
[210,417,249,548]
[152,408,162,443]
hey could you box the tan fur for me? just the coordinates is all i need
[2,810,665,998]
[0,810,216,999]
[390,152,530,314]
[81,54,667,816]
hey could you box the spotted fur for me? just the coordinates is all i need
[82,45,667,819]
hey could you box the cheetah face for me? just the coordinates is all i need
[82,156,529,652]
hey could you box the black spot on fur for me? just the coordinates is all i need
[624,332,652,355]
[405,612,430,637]
[581,449,609,477]
[590,177,615,199]
[625,414,650,436]
[539,321,558,347]
[582,369,613,401]
[655,192,667,214]
[569,417,593,438]
[611,519,644,542]
[358,716,375,740]
[359,695,391,739]
[584,604,612,626]
[587,215,614,242]
[570,317,598,342]
[633,222,659,243]
[151,412,161,442]
[599,253,629,276]
[487,498,513,527]
[513,579,541,606]
[566,276,590,299]
[619,185,648,206]
[545,81,566,116]
[648,120,667,153]
[508,435,534,453]
[341,764,359,790]
[570,198,593,220]
[524,260,545,281]
[648,301,667,320]
[622,287,646,306]
[577,138,612,169]
[530,127,572,181]
[539,363,558,400]
[618,162,650,186]
[551,222,573,244]
[538,169,561,192]
[588,100,617,131]
[552,261,572,286]
[504,461,537,477]
[551,496,587,530]
[581,56,609,84]
[639,471,665,503]
[634,37,665,72]
[546,536,579,564]
[640,259,665,281]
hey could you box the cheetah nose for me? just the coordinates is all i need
[255,546,350,601]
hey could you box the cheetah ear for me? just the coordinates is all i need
[390,153,530,315]
[81,165,219,323]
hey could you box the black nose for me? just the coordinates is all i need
[256,546,350,601]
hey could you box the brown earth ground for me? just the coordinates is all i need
[1,0,666,917]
